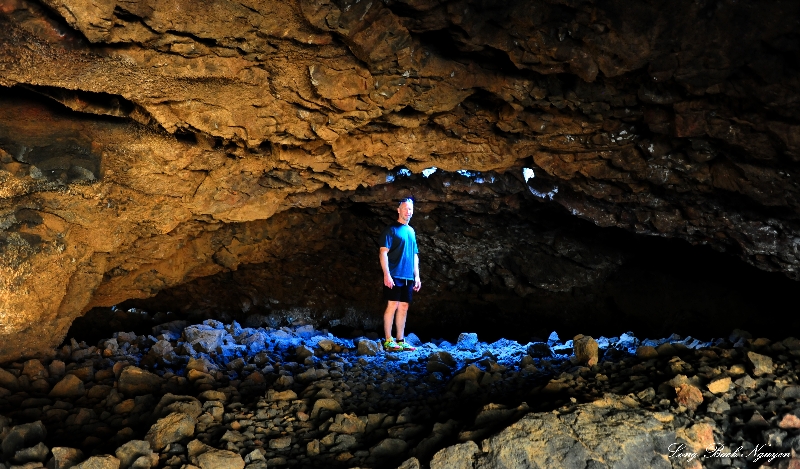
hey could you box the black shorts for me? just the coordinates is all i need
[383,278,414,303]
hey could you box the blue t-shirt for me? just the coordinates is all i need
[380,222,419,280]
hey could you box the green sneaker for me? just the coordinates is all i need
[383,338,402,352]
[397,340,416,352]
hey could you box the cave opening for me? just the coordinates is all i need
[71,171,799,348]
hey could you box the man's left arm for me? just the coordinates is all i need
[413,253,421,292]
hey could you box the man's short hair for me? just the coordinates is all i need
[398,196,415,206]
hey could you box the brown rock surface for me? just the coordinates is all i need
[1,0,800,361]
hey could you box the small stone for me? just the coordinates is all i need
[269,436,292,450]
[747,351,773,376]
[295,345,314,360]
[782,385,800,400]
[118,367,163,396]
[22,360,47,380]
[130,455,154,469]
[311,398,343,419]
[195,449,244,469]
[73,455,121,469]
[369,438,407,458]
[734,375,757,389]
[186,358,211,373]
[357,340,379,356]
[397,457,421,469]
[198,390,226,402]
[706,398,730,414]
[49,360,66,379]
[707,377,732,394]
[527,342,553,358]
[675,383,703,411]
[746,411,770,428]
[265,389,297,401]
[456,333,478,350]
[677,422,716,453]
[635,346,658,359]
[183,326,225,354]
[306,440,320,457]
[115,440,153,469]
[573,335,599,366]
[51,447,84,469]
[656,343,677,357]
[145,412,196,451]
[154,394,202,419]
[49,375,85,398]
[329,413,366,435]
[779,414,800,429]
[728,364,746,375]
[317,339,335,352]
[0,368,19,390]
[13,442,49,463]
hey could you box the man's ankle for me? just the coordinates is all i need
[397,338,404,342]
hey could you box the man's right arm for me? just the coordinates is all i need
[379,247,394,288]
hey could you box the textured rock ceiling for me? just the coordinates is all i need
[1,0,799,362]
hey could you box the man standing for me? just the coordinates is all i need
[379,197,421,352]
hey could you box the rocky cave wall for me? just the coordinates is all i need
[1,0,800,363]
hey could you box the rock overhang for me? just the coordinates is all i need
[1,0,799,362]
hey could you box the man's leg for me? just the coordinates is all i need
[383,301,399,340]
[395,302,409,340]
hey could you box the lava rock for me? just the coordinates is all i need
[456,333,479,350]
[73,455,121,469]
[13,441,49,463]
[526,342,553,358]
[2,421,47,459]
[114,440,153,469]
[50,447,85,469]
[675,383,703,411]
[49,374,85,398]
[144,412,196,451]
[357,339,380,356]
[707,377,732,394]
[747,351,773,376]
[118,367,163,396]
[573,335,599,366]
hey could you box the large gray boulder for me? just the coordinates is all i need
[429,395,692,469]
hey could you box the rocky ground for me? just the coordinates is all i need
[0,316,799,469]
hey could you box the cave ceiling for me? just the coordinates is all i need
[0,0,799,362]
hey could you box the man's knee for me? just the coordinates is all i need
[397,302,409,312]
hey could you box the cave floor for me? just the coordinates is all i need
[0,321,798,469]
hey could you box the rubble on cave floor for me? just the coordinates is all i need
[0,320,798,469]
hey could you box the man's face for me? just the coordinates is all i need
[398,201,413,223]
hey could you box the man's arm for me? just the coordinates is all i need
[413,253,421,291]
[379,247,395,288]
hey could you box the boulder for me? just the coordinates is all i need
[456,333,479,350]
[747,351,773,376]
[49,374,85,398]
[1,421,47,459]
[357,339,380,356]
[573,335,599,366]
[145,412,197,451]
[675,383,703,411]
[118,367,163,396]
[430,396,678,468]
[115,440,153,469]
[51,447,85,469]
[183,325,226,354]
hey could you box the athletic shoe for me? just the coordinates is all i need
[383,338,402,352]
[397,340,416,352]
